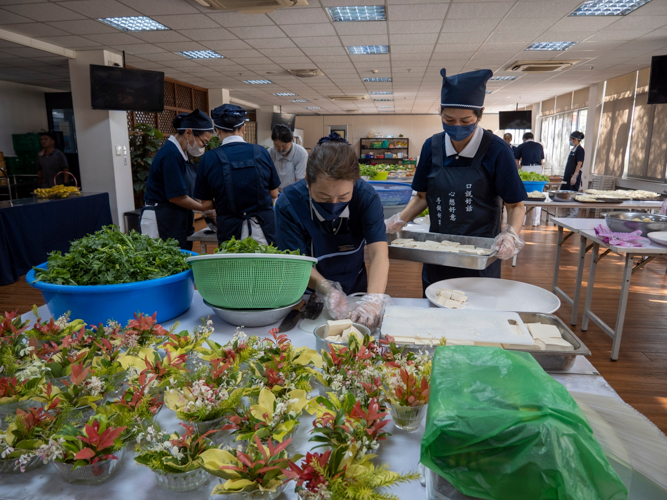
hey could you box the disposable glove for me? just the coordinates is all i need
[315,280,350,320]
[492,226,525,260]
[385,213,408,234]
[350,293,389,330]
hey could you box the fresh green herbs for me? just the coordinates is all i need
[359,165,378,178]
[214,237,300,255]
[33,226,189,286]
[519,171,549,182]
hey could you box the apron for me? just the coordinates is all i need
[140,162,196,251]
[284,188,367,295]
[213,145,277,246]
[561,146,582,192]
[423,130,502,292]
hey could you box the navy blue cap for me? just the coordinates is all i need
[211,104,247,131]
[440,68,493,109]
[570,131,585,141]
[173,109,213,131]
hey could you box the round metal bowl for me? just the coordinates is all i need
[204,299,301,327]
[605,212,667,237]
[549,190,574,202]
[313,323,372,354]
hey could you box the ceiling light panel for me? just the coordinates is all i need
[327,6,387,22]
[370,91,393,95]
[373,98,393,101]
[244,80,275,84]
[569,0,652,16]
[98,17,168,32]
[378,106,393,108]
[363,77,392,82]
[274,92,297,96]
[490,76,517,81]
[525,41,578,51]
[176,50,223,59]
[307,107,321,109]
[346,45,389,55]
[292,99,309,103]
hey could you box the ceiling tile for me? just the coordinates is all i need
[258,47,305,58]
[45,19,117,35]
[486,31,544,43]
[508,0,582,18]
[282,23,337,37]
[608,15,667,31]
[387,3,449,20]
[117,0,199,15]
[269,8,330,24]
[246,38,296,49]
[2,3,85,22]
[177,28,237,41]
[131,51,183,61]
[391,44,435,54]
[59,0,141,18]
[112,43,166,54]
[334,22,387,36]
[548,17,620,32]
[442,18,499,32]
[37,35,101,48]
[389,20,442,34]
[152,14,221,30]
[83,33,144,45]
[202,40,252,50]
[391,53,431,61]
[207,12,274,27]
[626,0,667,16]
[587,29,647,41]
[447,2,513,19]
[3,22,69,37]
[228,26,285,39]
[291,36,341,48]
[155,41,207,51]
[218,48,264,59]
[0,9,38,25]
[131,31,191,43]
[340,34,389,46]
[389,33,438,45]
[1,46,59,57]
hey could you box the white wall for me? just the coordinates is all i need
[296,113,500,160]
[0,81,58,156]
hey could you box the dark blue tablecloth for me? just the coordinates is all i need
[0,193,113,285]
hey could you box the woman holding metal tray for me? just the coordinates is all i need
[385,68,527,293]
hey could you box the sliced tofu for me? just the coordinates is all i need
[542,338,574,351]
[439,240,460,247]
[342,326,363,342]
[502,343,540,350]
[528,324,562,340]
[324,319,352,338]
[436,289,453,299]
[450,292,466,302]
[458,245,476,251]
[443,299,462,309]
[392,238,414,245]
[534,339,547,350]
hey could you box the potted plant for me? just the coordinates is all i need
[134,423,215,492]
[0,376,44,421]
[0,400,62,473]
[96,383,164,442]
[162,318,214,370]
[283,446,419,500]
[200,435,297,499]
[117,312,170,353]
[383,359,431,433]
[120,348,189,395]
[49,414,127,485]
[23,310,86,347]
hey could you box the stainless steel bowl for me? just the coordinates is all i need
[549,190,573,202]
[204,299,301,327]
[605,212,667,237]
[313,323,372,353]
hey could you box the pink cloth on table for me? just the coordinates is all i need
[594,225,650,247]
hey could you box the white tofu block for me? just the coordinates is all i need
[327,335,342,342]
[437,290,452,300]
[534,339,547,350]
[502,343,540,350]
[528,324,562,340]
[439,240,459,247]
[458,245,476,251]
[443,299,461,309]
[436,296,449,307]
[392,238,414,245]
[450,292,466,302]
[324,319,352,338]
[343,326,363,342]
[543,338,574,351]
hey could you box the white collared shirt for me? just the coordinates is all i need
[268,143,308,192]
[168,135,188,161]
[444,126,484,158]
[222,135,245,145]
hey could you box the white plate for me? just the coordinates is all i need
[414,215,430,226]
[648,231,667,247]
[426,278,561,313]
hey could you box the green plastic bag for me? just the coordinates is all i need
[421,346,627,500]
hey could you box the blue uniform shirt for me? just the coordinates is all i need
[194,142,280,215]
[514,141,545,166]
[144,139,191,204]
[412,133,527,204]
[275,179,387,255]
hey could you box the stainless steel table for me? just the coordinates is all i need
[524,199,662,225]
[187,228,217,254]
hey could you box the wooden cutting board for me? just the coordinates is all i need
[382,306,534,346]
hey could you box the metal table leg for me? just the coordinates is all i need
[551,225,563,292]
[610,254,634,361]
[581,242,600,332]
[571,234,587,326]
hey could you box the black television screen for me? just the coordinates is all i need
[271,112,295,131]
[90,65,164,112]
[648,55,667,105]
[499,110,532,130]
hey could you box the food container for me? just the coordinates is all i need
[204,299,301,327]
[372,142,382,148]
[371,171,388,181]
[26,250,196,325]
[369,181,412,205]
[388,403,427,432]
[549,190,574,202]
[154,468,210,492]
[313,323,372,354]
[186,254,317,309]
[223,482,287,500]
[522,181,548,193]
[605,212,667,237]
[52,448,125,485]
[510,312,591,371]
[387,230,497,270]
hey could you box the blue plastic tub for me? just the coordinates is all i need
[369,181,413,206]
[26,250,196,326]
[522,181,548,193]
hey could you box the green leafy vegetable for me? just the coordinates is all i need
[33,226,189,286]
[419,208,429,217]
[215,237,301,255]
[360,165,378,178]
[519,171,549,182]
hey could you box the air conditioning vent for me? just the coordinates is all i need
[508,60,579,72]
[345,109,361,113]
[329,95,367,101]
[288,69,324,78]
[195,0,308,14]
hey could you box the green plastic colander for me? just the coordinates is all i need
[186,254,317,309]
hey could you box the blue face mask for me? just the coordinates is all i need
[310,199,349,221]
[443,121,476,142]
[570,140,575,147]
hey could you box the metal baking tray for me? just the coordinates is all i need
[388,229,497,270]
[509,312,591,371]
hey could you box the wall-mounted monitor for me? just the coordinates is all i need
[648,55,667,105]
[499,110,532,130]
[90,65,164,112]
[271,112,295,131]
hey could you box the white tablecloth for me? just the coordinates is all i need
[3,294,666,499]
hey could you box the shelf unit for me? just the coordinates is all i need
[359,137,410,163]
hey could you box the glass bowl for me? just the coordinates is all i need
[154,467,210,492]
[388,403,427,433]
[52,447,125,485]
[0,454,43,474]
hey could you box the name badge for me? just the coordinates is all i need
[339,244,355,252]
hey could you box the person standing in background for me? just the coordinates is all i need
[268,124,308,192]
[562,131,585,218]
[515,132,545,226]
[36,131,69,188]
[503,133,517,157]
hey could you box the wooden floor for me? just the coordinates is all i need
[3,220,666,433]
